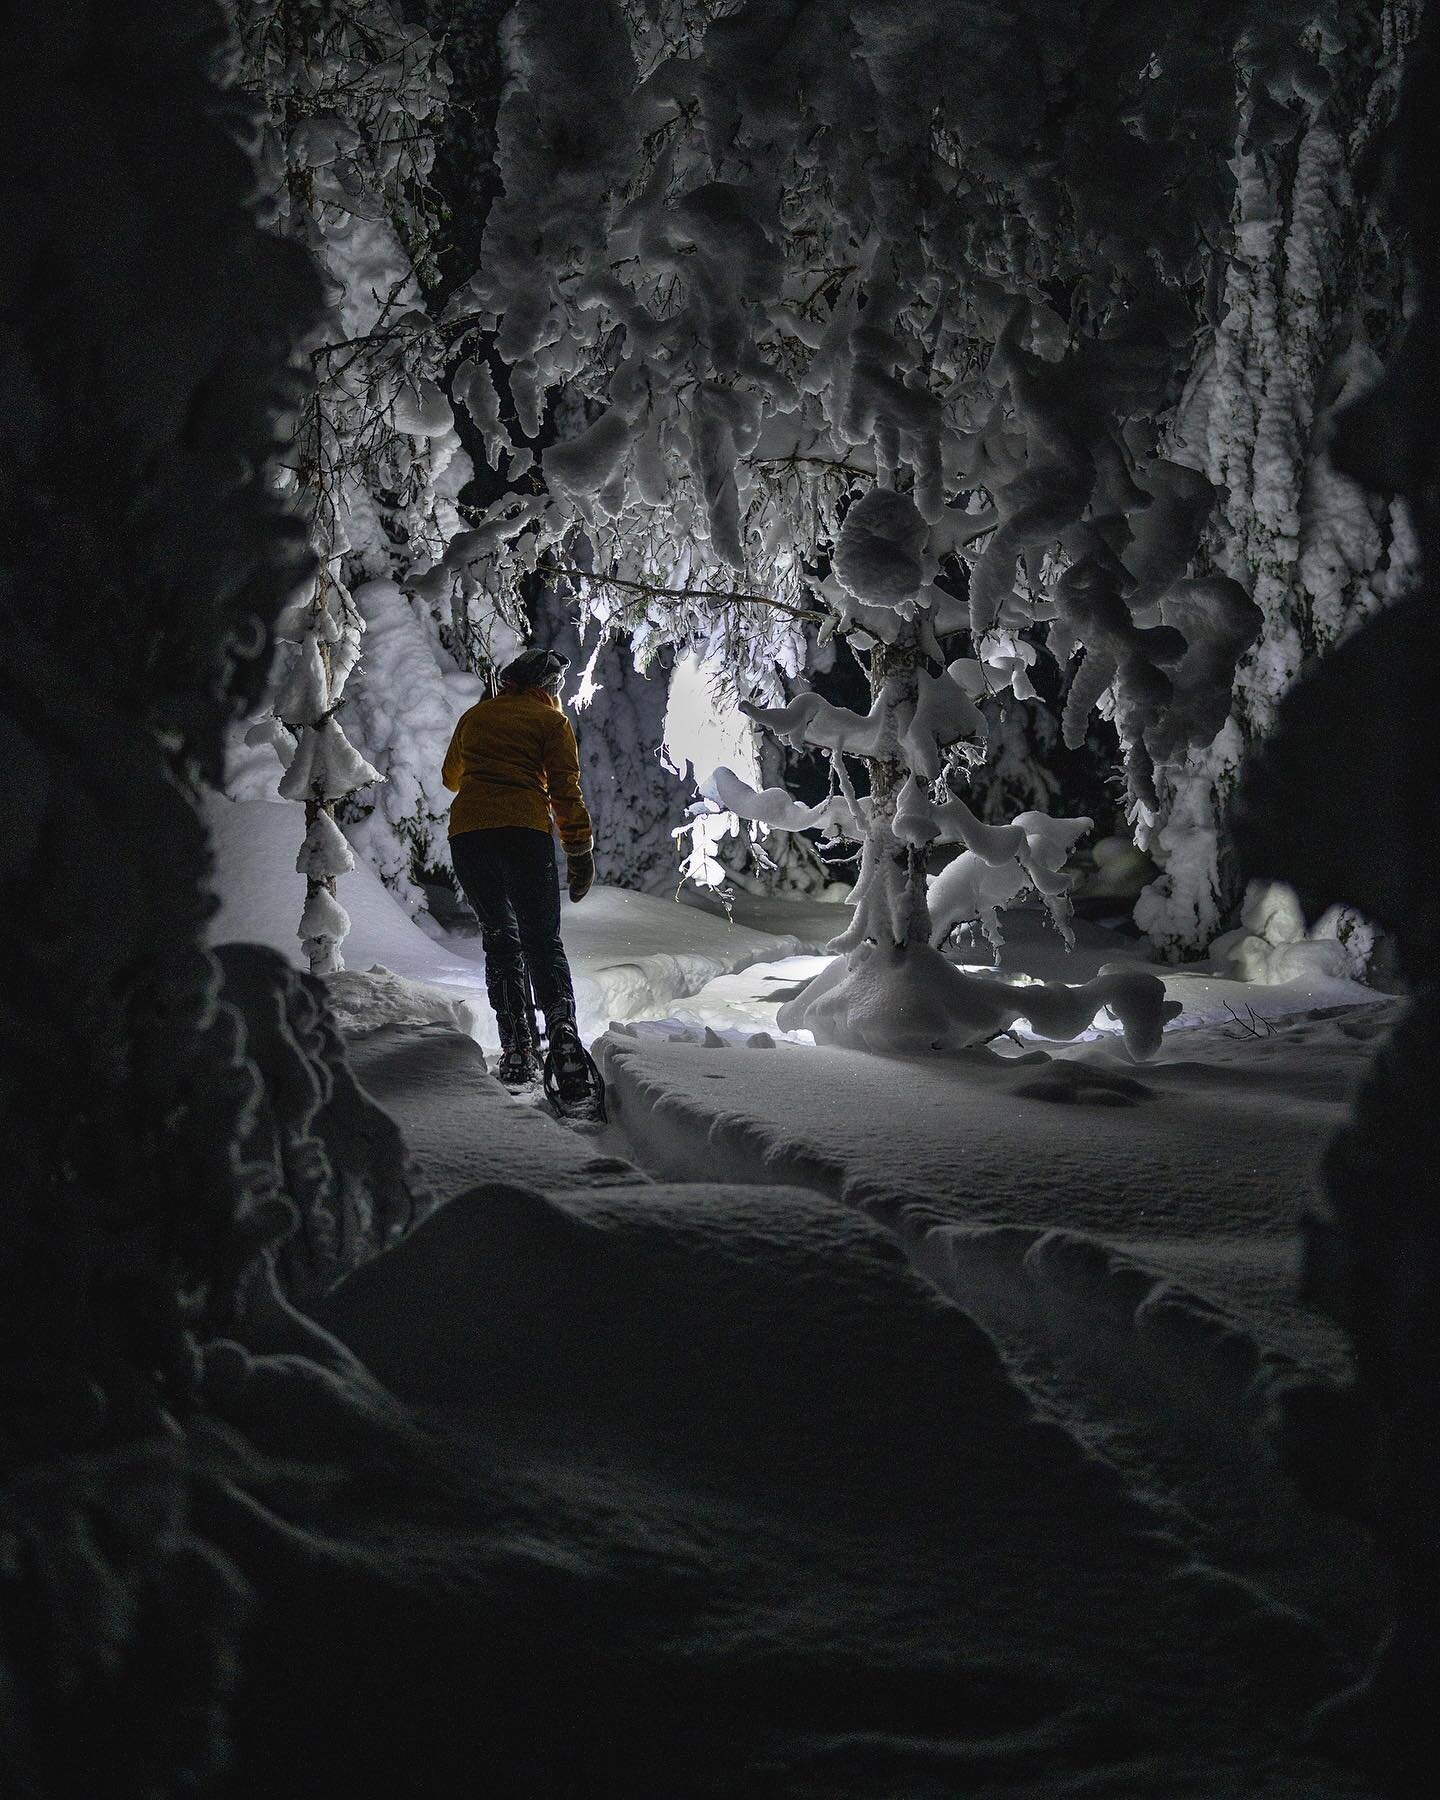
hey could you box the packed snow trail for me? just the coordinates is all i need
[300,994,1383,1797]
[204,796,841,1043]
[595,1017,1364,1365]
[207,819,1386,1793]
[344,1024,639,1203]
[593,991,1392,1667]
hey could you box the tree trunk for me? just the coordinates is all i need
[856,626,932,951]
[1138,7,1419,957]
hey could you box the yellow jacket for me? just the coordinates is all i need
[442,687,593,853]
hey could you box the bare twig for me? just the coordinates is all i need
[1221,1002,1277,1039]
[534,561,828,624]
[310,307,487,365]
[748,452,876,480]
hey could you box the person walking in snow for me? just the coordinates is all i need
[442,648,599,1107]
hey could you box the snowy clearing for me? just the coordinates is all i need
[205,796,838,1044]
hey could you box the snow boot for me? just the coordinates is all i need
[542,1018,607,1122]
[491,971,541,1088]
[495,1041,542,1087]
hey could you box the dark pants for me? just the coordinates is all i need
[449,827,576,1042]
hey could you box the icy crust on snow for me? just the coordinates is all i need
[313,1177,1363,1793]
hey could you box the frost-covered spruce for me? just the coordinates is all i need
[225,0,516,934]
[1137,0,1421,956]
[1231,5,1440,1770]
[424,0,1416,970]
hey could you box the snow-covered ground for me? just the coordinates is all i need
[204,796,837,1043]
[207,796,1393,1796]
[207,791,1374,1048]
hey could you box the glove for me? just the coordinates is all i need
[566,848,595,902]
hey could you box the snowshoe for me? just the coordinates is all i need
[495,1043,542,1088]
[542,1022,607,1122]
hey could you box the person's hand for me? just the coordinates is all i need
[567,849,595,902]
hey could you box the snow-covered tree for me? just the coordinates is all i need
[226,0,518,957]
[0,6,426,1784]
[1135,0,1422,956]
[525,583,693,890]
[400,0,1416,978]
[1230,7,1439,1774]
[339,0,1395,1045]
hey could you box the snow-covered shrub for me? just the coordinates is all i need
[215,945,428,1306]
[776,939,1179,1061]
[1233,12,1439,1778]
[1209,880,1373,985]
[0,5,424,1789]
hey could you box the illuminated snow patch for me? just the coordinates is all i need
[662,651,760,788]
[571,636,604,710]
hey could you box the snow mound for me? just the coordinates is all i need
[311,1175,1366,1792]
[344,1024,642,1208]
[1210,879,1366,985]
[318,1179,1026,1450]
[777,939,1181,1060]
[202,795,839,1045]
[324,967,481,1039]
[203,795,491,1021]
[1009,1062,1157,1106]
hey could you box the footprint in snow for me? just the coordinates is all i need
[1010,1062,1156,1106]
[1337,1014,1391,1041]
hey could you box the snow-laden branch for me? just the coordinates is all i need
[536,561,827,624]
[740,659,985,777]
[698,765,865,839]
